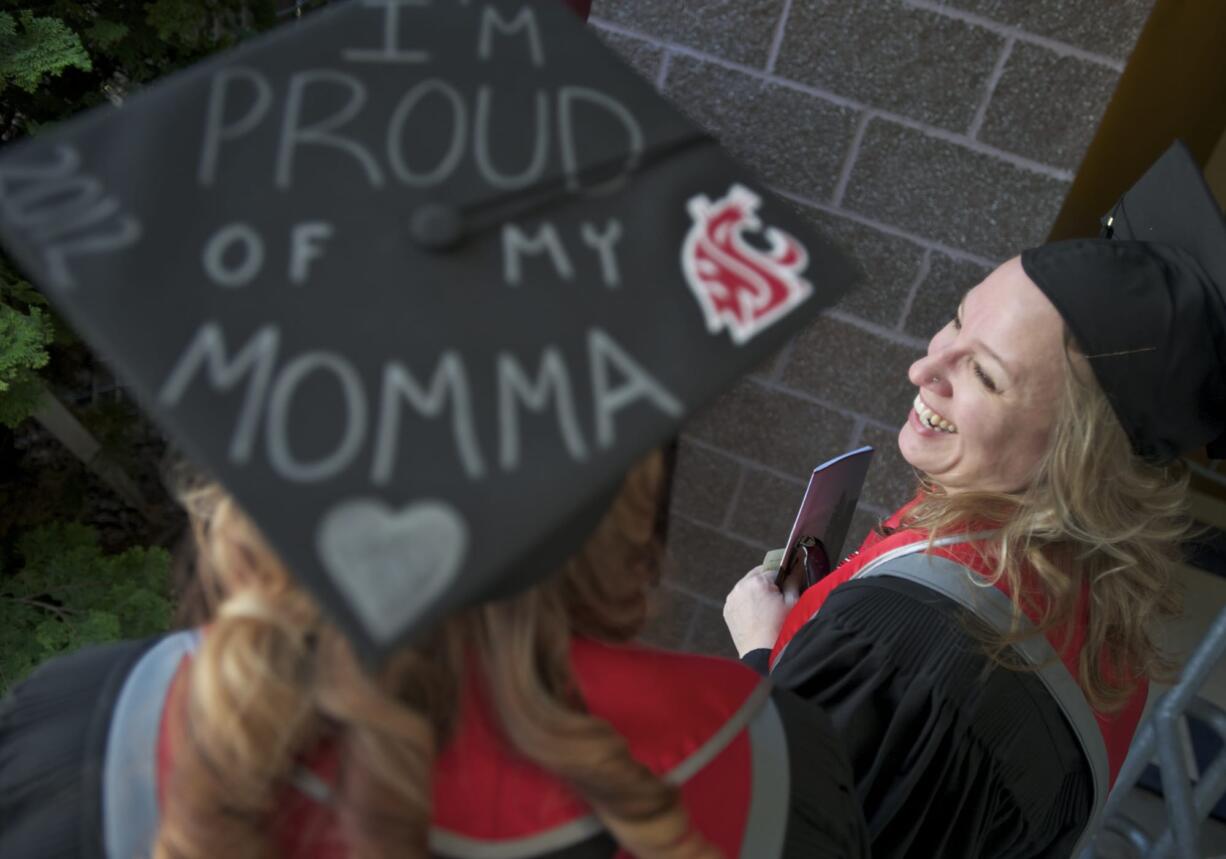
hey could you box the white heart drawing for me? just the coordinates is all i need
[316,498,468,645]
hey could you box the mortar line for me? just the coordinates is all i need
[677,503,895,559]
[856,108,1073,180]
[767,336,802,383]
[679,438,816,488]
[682,417,902,484]
[831,112,872,206]
[693,377,905,437]
[765,0,795,74]
[900,0,1126,71]
[661,578,728,610]
[670,512,774,553]
[773,189,999,267]
[723,528,779,552]
[896,248,933,332]
[664,502,727,534]
[825,308,929,349]
[720,464,751,531]
[666,458,912,550]
[847,417,868,449]
[967,37,1014,139]
[655,49,673,90]
[739,379,902,434]
[590,18,1074,180]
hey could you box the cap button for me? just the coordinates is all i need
[410,204,463,251]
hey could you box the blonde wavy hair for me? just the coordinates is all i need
[153,451,720,859]
[904,337,1193,713]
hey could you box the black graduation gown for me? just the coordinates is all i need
[745,575,1094,859]
[1,633,869,859]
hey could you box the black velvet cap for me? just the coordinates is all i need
[0,1,856,662]
[1021,142,1226,464]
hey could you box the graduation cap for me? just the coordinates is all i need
[0,0,857,662]
[1021,141,1226,464]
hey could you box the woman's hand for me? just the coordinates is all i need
[723,566,799,658]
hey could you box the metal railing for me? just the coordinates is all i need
[1082,606,1226,858]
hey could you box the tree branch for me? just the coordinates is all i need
[2,595,79,619]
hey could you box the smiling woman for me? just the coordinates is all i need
[723,143,1223,859]
[899,257,1069,494]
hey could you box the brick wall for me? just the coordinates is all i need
[590,0,1155,656]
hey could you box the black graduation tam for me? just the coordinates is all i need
[0,1,856,662]
[1021,141,1226,464]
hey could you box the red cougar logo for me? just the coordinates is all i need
[682,184,812,345]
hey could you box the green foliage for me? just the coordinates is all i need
[0,257,53,427]
[0,11,92,94]
[0,1,279,425]
[145,0,214,46]
[0,522,171,694]
[0,5,282,694]
[84,18,129,51]
[0,1,277,136]
[0,301,53,427]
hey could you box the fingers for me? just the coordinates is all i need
[729,565,793,598]
[725,568,793,616]
[722,566,795,657]
[781,575,801,606]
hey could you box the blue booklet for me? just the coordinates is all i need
[768,446,875,589]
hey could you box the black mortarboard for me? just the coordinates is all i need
[0,1,856,662]
[1021,141,1226,464]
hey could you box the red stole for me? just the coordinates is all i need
[770,497,1147,786]
[157,639,767,857]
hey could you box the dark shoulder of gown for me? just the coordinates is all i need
[768,686,870,859]
[0,636,162,859]
[753,575,1093,859]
